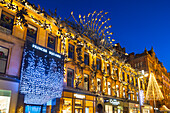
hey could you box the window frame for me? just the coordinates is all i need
[0,46,9,74]
[67,68,74,87]
[47,34,57,51]
[68,44,75,59]
[84,74,89,91]
[26,24,38,43]
[96,58,101,70]
[84,52,89,66]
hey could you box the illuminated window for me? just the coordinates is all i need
[0,11,14,32]
[116,85,119,97]
[97,78,101,92]
[0,46,9,73]
[67,69,74,87]
[132,94,135,100]
[0,90,11,113]
[85,100,93,113]
[62,98,72,113]
[107,64,110,75]
[25,105,41,113]
[75,99,83,113]
[108,82,111,95]
[96,58,101,70]
[26,24,37,43]
[84,74,89,91]
[136,92,139,101]
[47,35,56,50]
[123,87,125,98]
[68,44,74,59]
[128,94,131,100]
[84,52,89,66]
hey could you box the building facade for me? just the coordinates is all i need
[127,47,170,112]
[0,0,152,113]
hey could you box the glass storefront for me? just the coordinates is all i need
[0,90,11,113]
[61,91,95,113]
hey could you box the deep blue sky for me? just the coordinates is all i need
[29,0,170,72]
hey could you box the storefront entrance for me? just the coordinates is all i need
[61,91,96,113]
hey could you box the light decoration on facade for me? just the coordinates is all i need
[139,90,144,106]
[20,42,64,105]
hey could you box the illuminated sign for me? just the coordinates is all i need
[20,42,64,105]
[74,94,85,99]
[109,99,120,105]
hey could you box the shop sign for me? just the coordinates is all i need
[109,99,120,105]
[74,94,85,99]
[139,90,144,106]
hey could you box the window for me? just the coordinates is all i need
[97,78,101,92]
[123,87,126,98]
[47,35,56,50]
[107,64,110,75]
[96,58,101,70]
[0,46,9,73]
[136,79,138,87]
[135,64,137,68]
[26,24,37,43]
[131,77,134,86]
[84,52,89,66]
[0,11,14,31]
[84,74,89,91]
[116,69,119,79]
[136,92,139,101]
[0,90,11,113]
[127,74,129,83]
[122,72,125,81]
[116,85,119,97]
[140,81,143,89]
[140,62,143,67]
[67,69,74,87]
[128,94,131,100]
[132,94,135,100]
[107,82,111,95]
[68,44,74,59]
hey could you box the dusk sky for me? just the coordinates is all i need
[29,0,170,72]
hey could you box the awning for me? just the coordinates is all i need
[159,105,170,112]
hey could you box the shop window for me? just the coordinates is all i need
[107,64,110,75]
[116,85,119,97]
[0,90,11,113]
[0,11,14,32]
[75,99,83,113]
[85,100,93,113]
[68,44,74,59]
[84,74,89,91]
[47,34,56,50]
[122,72,125,81]
[62,98,72,113]
[105,105,113,113]
[84,52,89,66]
[26,24,37,43]
[123,87,125,98]
[0,46,9,73]
[25,105,41,113]
[107,82,111,95]
[97,78,101,92]
[67,69,74,87]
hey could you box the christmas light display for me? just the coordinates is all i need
[20,42,64,105]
